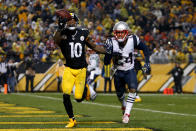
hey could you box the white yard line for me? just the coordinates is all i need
[13,93,196,117]
[96,93,196,96]
[26,92,196,96]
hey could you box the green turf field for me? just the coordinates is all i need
[0,93,196,131]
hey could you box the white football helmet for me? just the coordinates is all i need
[113,21,130,42]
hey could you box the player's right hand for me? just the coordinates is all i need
[55,9,72,30]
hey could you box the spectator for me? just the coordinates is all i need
[170,62,184,94]
[25,55,35,92]
[0,0,195,64]
[7,59,23,93]
[0,55,8,91]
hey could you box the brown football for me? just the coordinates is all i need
[55,9,72,20]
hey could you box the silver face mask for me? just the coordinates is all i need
[113,21,130,42]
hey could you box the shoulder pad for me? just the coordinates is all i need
[81,28,88,31]
[79,27,89,37]
[111,37,116,40]
[127,34,133,38]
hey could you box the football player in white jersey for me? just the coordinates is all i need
[104,21,151,124]
[86,48,101,100]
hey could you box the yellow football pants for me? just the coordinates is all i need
[62,67,87,99]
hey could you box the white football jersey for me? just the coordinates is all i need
[87,53,101,79]
[106,35,140,71]
[87,54,100,71]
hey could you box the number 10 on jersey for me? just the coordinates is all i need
[69,42,82,58]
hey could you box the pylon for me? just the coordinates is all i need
[4,84,8,94]
[169,88,173,95]
[163,88,168,94]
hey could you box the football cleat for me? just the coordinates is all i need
[135,97,142,102]
[65,118,77,128]
[122,113,130,124]
[90,92,97,101]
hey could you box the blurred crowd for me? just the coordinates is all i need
[0,0,196,65]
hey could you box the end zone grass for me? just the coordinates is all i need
[0,93,196,131]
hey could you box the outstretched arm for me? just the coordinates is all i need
[53,30,62,46]
[86,37,107,54]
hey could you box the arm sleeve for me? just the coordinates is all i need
[135,41,150,64]
[82,28,90,38]
[104,54,112,65]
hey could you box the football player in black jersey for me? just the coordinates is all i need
[53,9,106,128]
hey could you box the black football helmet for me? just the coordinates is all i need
[57,11,79,30]
[66,13,79,30]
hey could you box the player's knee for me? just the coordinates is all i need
[129,88,136,93]
[75,98,83,103]
[74,94,82,100]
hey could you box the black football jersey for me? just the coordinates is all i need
[59,28,89,69]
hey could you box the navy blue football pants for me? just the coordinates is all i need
[114,69,138,98]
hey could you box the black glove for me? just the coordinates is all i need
[58,17,67,29]
[143,63,151,75]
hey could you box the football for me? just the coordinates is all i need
[55,9,72,20]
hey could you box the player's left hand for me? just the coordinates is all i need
[143,63,151,75]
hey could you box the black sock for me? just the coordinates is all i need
[63,94,74,118]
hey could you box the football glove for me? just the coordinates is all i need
[56,9,72,30]
[104,39,113,54]
[143,63,151,75]
[110,66,117,80]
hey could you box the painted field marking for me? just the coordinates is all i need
[13,110,56,114]
[0,121,116,124]
[0,128,152,131]
[13,93,196,117]
[0,101,55,114]
[3,107,40,110]
[0,103,16,107]
[0,115,83,118]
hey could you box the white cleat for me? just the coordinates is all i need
[90,92,97,101]
[122,113,130,124]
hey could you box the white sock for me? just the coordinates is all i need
[122,98,126,108]
[89,84,96,97]
[124,92,136,115]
